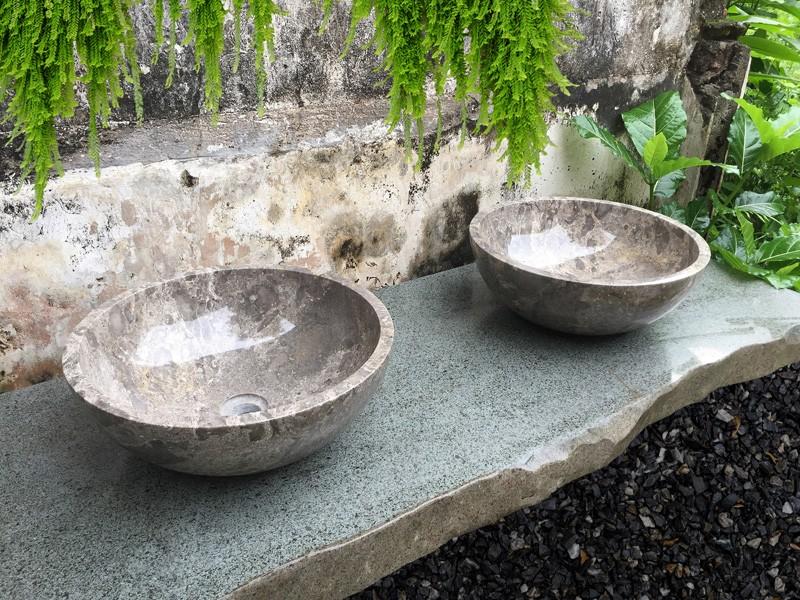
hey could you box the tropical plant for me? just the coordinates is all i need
[725,0,800,245]
[1,0,580,219]
[673,96,800,291]
[727,0,800,90]
[573,91,733,211]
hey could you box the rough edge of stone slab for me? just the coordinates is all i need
[228,329,800,600]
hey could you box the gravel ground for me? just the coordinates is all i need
[350,362,800,600]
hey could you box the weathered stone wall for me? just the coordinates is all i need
[0,0,745,391]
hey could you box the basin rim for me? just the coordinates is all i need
[469,196,711,288]
[62,265,394,431]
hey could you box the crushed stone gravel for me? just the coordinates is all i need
[350,362,800,600]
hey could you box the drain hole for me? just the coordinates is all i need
[220,393,269,417]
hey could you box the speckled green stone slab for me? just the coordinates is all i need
[2,263,800,600]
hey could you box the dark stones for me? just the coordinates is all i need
[353,361,800,600]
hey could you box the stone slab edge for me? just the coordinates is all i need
[228,328,800,600]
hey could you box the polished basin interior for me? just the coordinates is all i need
[475,199,701,285]
[71,268,385,429]
[64,266,393,475]
[469,197,710,335]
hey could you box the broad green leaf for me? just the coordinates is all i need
[643,133,668,168]
[771,133,800,158]
[710,189,734,218]
[781,223,800,236]
[660,201,685,222]
[725,96,800,161]
[686,198,711,234]
[741,36,800,63]
[727,1,800,20]
[760,0,800,21]
[651,156,734,181]
[714,226,748,260]
[757,234,800,263]
[729,15,798,35]
[573,115,645,176]
[654,170,686,200]
[621,91,687,159]
[747,72,800,85]
[764,261,800,288]
[772,105,800,136]
[727,109,763,176]
[764,271,800,289]
[725,94,775,146]
[712,243,771,276]
[766,106,800,158]
[734,191,786,217]
[710,240,797,291]
[737,211,756,258]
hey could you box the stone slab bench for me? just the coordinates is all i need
[2,263,800,599]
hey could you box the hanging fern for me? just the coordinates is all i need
[470,0,578,183]
[248,0,282,115]
[226,0,282,111]
[0,0,142,218]
[2,0,577,218]
[151,0,183,88]
[185,0,226,117]
[335,0,580,184]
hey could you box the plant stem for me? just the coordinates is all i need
[648,184,656,211]
[725,178,745,204]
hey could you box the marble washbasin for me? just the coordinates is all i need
[470,197,710,335]
[62,266,394,476]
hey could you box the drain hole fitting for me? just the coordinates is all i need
[220,393,270,417]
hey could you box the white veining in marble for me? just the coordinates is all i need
[133,308,296,367]
[507,225,616,270]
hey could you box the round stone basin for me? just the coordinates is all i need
[62,266,394,476]
[469,196,710,335]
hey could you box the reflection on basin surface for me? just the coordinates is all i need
[63,266,394,476]
[470,197,710,335]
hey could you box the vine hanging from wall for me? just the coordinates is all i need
[0,0,578,219]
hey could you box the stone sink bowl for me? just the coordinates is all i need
[469,196,711,335]
[62,266,394,476]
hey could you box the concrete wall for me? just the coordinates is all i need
[0,0,743,391]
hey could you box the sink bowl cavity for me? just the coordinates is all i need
[469,196,710,335]
[63,266,394,476]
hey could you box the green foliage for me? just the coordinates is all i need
[729,0,800,71]
[4,0,578,218]
[674,99,800,291]
[248,0,282,116]
[715,0,800,291]
[572,115,642,173]
[149,0,281,108]
[0,0,141,219]
[621,92,687,158]
[572,88,800,293]
[353,0,427,163]
[1,0,284,218]
[726,94,800,159]
[184,0,225,118]
[573,91,731,211]
[728,0,800,113]
[329,0,580,182]
[726,108,763,174]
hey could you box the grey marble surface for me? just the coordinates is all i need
[2,263,800,600]
[470,197,710,335]
[62,266,394,475]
